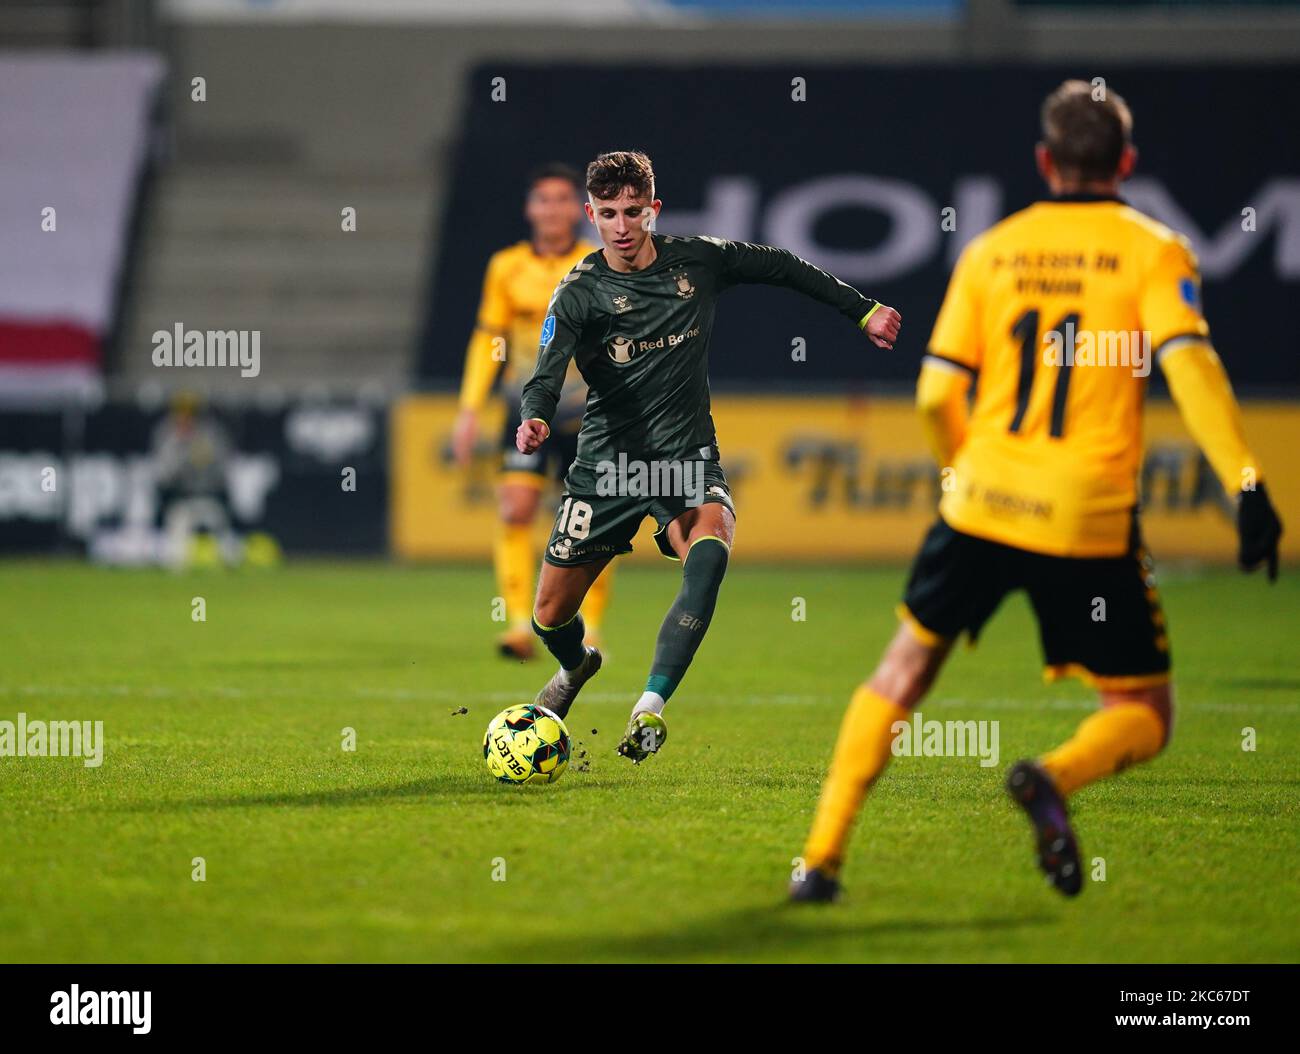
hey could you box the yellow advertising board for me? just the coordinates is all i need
[391,395,1299,563]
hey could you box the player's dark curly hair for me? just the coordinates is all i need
[1040,80,1132,182]
[585,150,655,201]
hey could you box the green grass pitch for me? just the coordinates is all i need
[1,559,1296,963]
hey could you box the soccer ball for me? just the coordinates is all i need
[483,704,571,784]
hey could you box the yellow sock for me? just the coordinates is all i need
[802,686,909,876]
[494,522,535,630]
[580,563,613,634]
[1040,703,1166,797]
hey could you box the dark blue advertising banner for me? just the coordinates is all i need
[421,64,1300,391]
[0,401,388,557]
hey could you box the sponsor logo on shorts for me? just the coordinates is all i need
[706,485,735,513]
[547,539,620,562]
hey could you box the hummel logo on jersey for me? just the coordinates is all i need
[673,272,695,299]
[612,295,632,313]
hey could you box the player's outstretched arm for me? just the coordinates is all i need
[1160,342,1282,579]
[707,238,901,347]
[519,284,585,452]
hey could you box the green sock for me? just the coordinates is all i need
[646,537,729,701]
[532,612,586,670]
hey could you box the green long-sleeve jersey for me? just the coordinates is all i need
[519,233,880,469]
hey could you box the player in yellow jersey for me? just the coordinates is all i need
[452,164,612,660]
[790,81,1283,903]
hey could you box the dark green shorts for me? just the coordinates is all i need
[543,460,734,566]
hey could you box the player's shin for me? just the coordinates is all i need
[1039,693,1170,796]
[801,685,909,876]
[495,521,536,631]
[634,536,729,715]
[532,610,588,671]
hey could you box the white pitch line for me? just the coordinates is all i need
[2,684,1297,714]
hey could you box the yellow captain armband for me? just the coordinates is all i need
[859,302,882,329]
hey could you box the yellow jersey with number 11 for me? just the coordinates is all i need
[927,195,1228,558]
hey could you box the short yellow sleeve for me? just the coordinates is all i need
[928,245,983,372]
[1141,237,1211,355]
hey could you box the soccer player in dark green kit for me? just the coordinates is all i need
[518,151,902,763]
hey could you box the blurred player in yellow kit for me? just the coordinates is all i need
[452,164,612,660]
[791,81,1283,902]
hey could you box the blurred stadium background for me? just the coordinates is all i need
[2,0,1298,568]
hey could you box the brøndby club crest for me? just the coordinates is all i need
[608,335,636,363]
[673,272,695,299]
